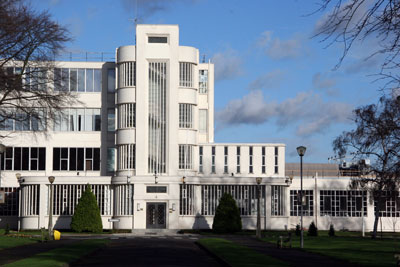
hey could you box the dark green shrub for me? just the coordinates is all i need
[295,224,301,236]
[4,224,9,235]
[212,193,242,233]
[329,224,335,237]
[70,184,102,233]
[308,222,318,236]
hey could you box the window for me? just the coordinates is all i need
[236,146,241,173]
[179,145,193,170]
[224,146,228,173]
[54,108,101,132]
[262,147,266,174]
[179,103,193,128]
[53,147,100,171]
[199,109,207,134]
[117,144,135,170]
[117,103,135,129]
[107,68,115,92]
[0,147,45,171]
[0,109,46,131]
[107,108,115,131]
[290,190,314,216]
[179,62,194,87]
[199,146,203,173]
[374,191,400,217]
[54,68,101,92]
[118,62,136,87]
[147,186,167,193]
[0,187,18,216]
[180,184,195,215]
[107,148,115,172]
[199,70,208,93]
[271,185,285,216]
[249,146,253,173]
[148,36,168,43]
[211,146,216,173]
[321,190,367,217]
[274,146,279,174]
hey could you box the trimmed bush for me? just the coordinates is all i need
[295,224,301,236]
[329,224,335,237]
[4,224,9,235]
[70,184,102,233]
[308,222,318,236]
[212,193,242,233]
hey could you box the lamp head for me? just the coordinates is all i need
[296,146,307,157]
[15,173,21,183]
[48,176,55,184]
[256,177,262,185]
[127,176,131,184]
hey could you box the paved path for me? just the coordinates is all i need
[71,236,221,267]
[226,235,359,267]
[0,239,78,265]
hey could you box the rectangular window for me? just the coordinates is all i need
[274,146,279,174]
[148,36,168,43]
[117,144,135,170]
[146,186,167,193]
[179,103,193,128]
[262,146,266,174]
[211,146,216,173]
[117,103,135,129]
[290,190,314,216]
[236,146,241,173]
[199,146,203,173]
[271,185,284,216]
[199,70,208,94]
[224,146,228,173]
[107,68,115,92]
[53,147,100,171]
[118,62,136,87]
[108,108,115,131]
[107,148,115,172]
[54,108,100,132]
[54,68,101,92]
[249,146,253,174]
[86,69,94,92]
[179,62,194,87]
[179,145,193,170]
[93,69,101,92]
[1,147,45,171]
[69,69,77,92]
[199,109,207,134]
[321,190,367,217]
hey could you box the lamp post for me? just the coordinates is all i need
[16,173,21,232]
[48,176,55,240]
[0,144,5,188]
[296,146,306,249]
[256,177,262,239]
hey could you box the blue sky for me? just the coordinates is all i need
[34,0,383,163]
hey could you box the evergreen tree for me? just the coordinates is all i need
[70,184,102,233]
[212,193,242,233]
[295,224,301,236]
[329,224,335,237]
[308,222,318,236]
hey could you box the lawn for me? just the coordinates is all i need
[198,238,289,267]
[263,231,399,267]
[4,239,109,267]
[0,229,40,250]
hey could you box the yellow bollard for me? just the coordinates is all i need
[53,230,61,240]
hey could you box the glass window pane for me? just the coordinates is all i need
[77,109,85,131]
[86,69,94,92]
[93,109,101,131]
[93,69,101,92]
[53,148,60,170]
[61,68,69,91]
[77,148,84,170]
[107,148,115,172]
[78,69,85,92]
[54,68,61,91]
[85,109,93,131]
[107,68,115,92]
[70,69,77,92]
[108,108,115,131]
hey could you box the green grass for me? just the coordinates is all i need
[263,232,399,267]
[198,238,289,267]
[4,239,109,267]
[0,234,39,250]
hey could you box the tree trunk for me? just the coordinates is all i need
[372,201,381,239]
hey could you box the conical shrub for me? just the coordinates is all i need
[212,193,242,233]
[70,184,102,233]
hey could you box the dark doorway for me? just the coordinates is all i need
[146,202,166,229]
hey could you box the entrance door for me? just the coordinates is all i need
[146,202,166,229]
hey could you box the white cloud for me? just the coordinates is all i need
[248,70,285,90]
[312,72,336,89]
[216,90,352,137]
[256,31,306,60]
[211,48,243,81]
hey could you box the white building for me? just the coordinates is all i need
[0,24,397,232]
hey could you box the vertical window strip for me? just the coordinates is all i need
[117,103,135,129]
[224,146,228,173]
[199,70,208,93]
[271,185,284,216]
[236,146,241,173]
[249,146,253,174]
[199,146,203,173]
[274,146,279,174]
[262,147,266,174]
[117,144,135,170]
[179,103,193,128]
[211,146,216,173]
[179,62,194,87]
[179,144,193,170]
[118,62,136,88]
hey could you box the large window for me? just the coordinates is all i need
[0,147,45,171]
[54,108,101,132]
[54,68,101,92]
[107,108,115,131]
[117,103,135,129]
[199,146,203,173]
[375,191,400,217]
[118,62,136,87]
[0,108,46,131]
[179,103,193,128]
[199,69,208,93]
[53,147,100,171]
[179,144,193,170]
[180,184,195,215]
[179,62,194,88]
[0,187,18,216]
[200,185,265,216]
[271,185,285,216]
[199,109,207,133]
[290,190,314,216]
[117,144,135,170]
[249,146,253,174]
[274,146,279,174]
[320,190,367,217]
[262,147,266,174]
[107,68,115,92]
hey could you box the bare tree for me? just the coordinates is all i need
[333,96,400,238]
[315,0,400,93]
[0,0,76,137]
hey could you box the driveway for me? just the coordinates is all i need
[71,236,221,266]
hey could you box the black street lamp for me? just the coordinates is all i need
[296,146,306,249]
[256,177,262,239]
[48,176,55,240]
